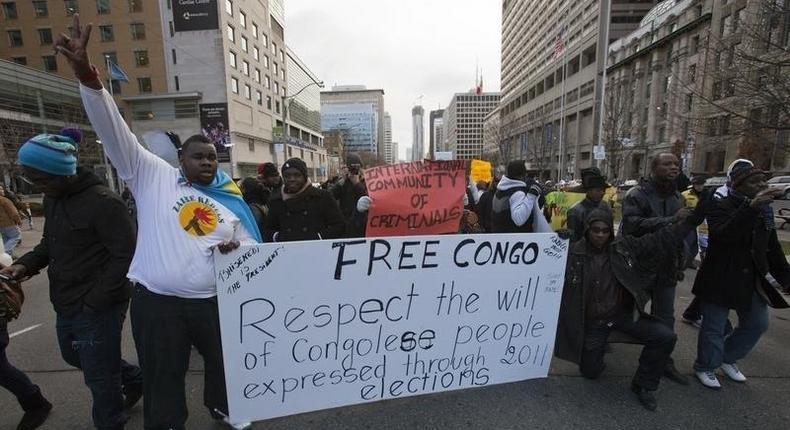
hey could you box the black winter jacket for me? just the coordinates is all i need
[331,178,367,238]
[692,193,790,310]
[566,198,611,242]
[15,169,136,316]
[265,186,345,242]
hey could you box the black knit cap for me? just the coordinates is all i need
[506,160,527,179]
[257,162,279,178]
[282,158,308,179]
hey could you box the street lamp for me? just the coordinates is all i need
[280,80,325,148]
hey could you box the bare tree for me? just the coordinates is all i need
[524,108,559,180]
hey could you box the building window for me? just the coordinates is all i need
[7,30,22,47]
[274,81,279,94]
[241,36,248,52]
[281,69,285,80]
[227,24,234,42]
[229,51,237,68]
[254,68,260,83]
[264,55,269,68]
[256,90,262,106]
[244,84,251,100]
[99,25,114,42]
[64,0,78,15]
[138,77,152,93]
[280,50,284,62]
[109,79,122,94]
[11,56,25,65]
[96,0,111,14]
[172,48,177,64]
[265,75,271,89]
[42,55,57,72]
[2,2,17,19]
[272,41,277,54]
[248,138,255,152]
[253,46,259,61]
[168,21,174,37]
[32,1,48,16]
[134,50,149,67]
[242,60,249,76]
[252,22,258,39]
[128,0,142,13]
[225,0,232,15]
[273,62,278,75]
[231,77,239,94]
[130,23,146,40]
[262,34,268,48]
[38,28,53,45]
[174,75,180,91]
[275,100,280,114]
[103,51,118,65]
[239,10,246,28]
[266,96,272,110]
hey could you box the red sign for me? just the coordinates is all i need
[364,160,468,237]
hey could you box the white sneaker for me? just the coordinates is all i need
[720,363,747,382]
[695,370,721,390]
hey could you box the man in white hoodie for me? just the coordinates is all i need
[490,160,551,233]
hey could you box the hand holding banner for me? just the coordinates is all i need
[363,160,468,237]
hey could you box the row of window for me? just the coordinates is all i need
[1,0,143,19]
[230,76,280,113]
[6,22,145,48]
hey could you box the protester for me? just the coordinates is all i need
[0,188,22,254]
[475,178,499,232]
[0,185,25,213]
[52,16,261,429]
[692,161,789,389]
[680,175,707,269]
[566,167,611,242]
[2,133,143,429]
[619,152,691,385]
[257,162,282,195]
[556,207,700,410]
[239,177,269,235]
[1,262,52,430]
[331,154,368,237]
[265,158,345,242]
[490,160,552,233]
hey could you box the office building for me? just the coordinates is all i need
[443,92,501,160]
[429,109,445,159]
[498,0,659,179]
[321,85,385,156]
[391,141,399,163]
[383,112,394,163]
[411,105,424,161]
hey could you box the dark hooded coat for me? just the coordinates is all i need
[555,209,697,364]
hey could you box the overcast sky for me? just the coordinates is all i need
[285,0,501,160]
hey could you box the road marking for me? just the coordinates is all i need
[10,323,43,338]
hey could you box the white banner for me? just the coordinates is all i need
[215,233,568,423]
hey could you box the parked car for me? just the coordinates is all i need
[703,176,727,191]
[767,176,790,199]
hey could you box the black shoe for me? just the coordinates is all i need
[17,397,52,430]
[631,383,657,411]
[664,364,690,385]
[123,383,143,410]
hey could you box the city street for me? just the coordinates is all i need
[1,221,789,430]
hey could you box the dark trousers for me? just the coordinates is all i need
[683,230,699,267]
[580,311,677,391]
[130,285,228,430]
[649,285,677,366]
[0,320,41,409]
[56,300,142,430]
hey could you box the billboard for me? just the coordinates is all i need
[173,0,219,32]
[199,103,232,162]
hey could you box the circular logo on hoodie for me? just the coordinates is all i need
[178,201,219,236]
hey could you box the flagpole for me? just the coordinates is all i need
[556,2,570,181]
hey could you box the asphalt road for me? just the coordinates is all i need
[1,222,789,430]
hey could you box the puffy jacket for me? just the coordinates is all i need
[265,186,345,242]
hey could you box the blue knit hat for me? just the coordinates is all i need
[18,134,78,176]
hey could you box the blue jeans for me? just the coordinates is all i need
[56,300,142,429]
[694,291,769,372]
[0,225,21,253]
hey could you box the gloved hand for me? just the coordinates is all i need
[555,229,572,241]
[356,196,373,212]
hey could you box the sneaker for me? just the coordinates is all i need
[682,315,703,328]
[720,363,747,383]
[695,370,721,390]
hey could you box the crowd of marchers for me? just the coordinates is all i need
[1,15,789,430]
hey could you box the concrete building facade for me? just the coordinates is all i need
[411,105,424,161]
[498,0,659,179]
[320,85,385,157]
[443,92,501,160]
[383,112,394,163]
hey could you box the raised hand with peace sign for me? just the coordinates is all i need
[53,14,102,90]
